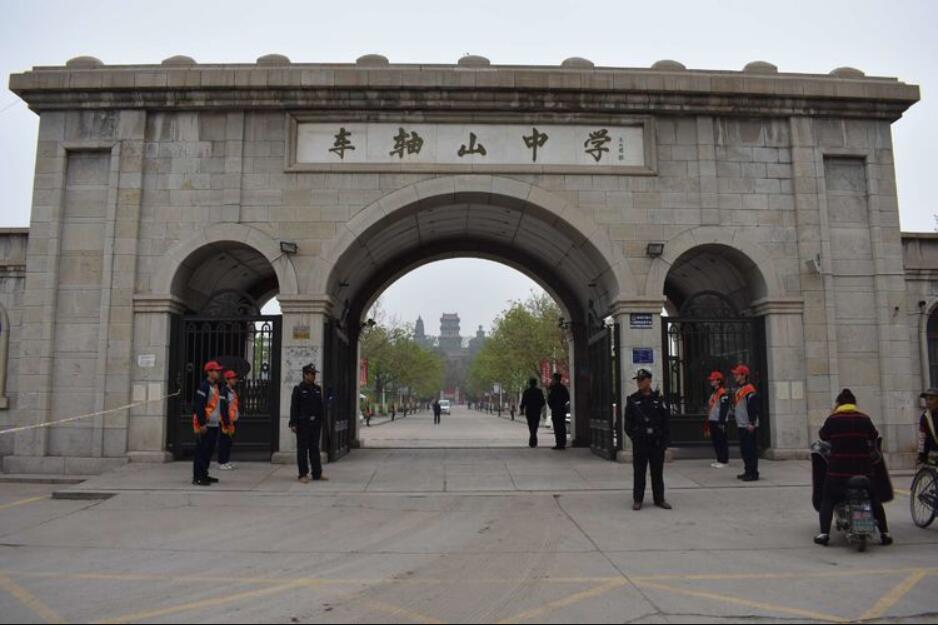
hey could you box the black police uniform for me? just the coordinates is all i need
[625,387,671,505]
[290,378,324,480]
[547,382,570,450]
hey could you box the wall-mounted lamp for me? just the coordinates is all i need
[279,241,299,255]
[558,317,572,330]
[361,318,377,330]
[646,242,665,258]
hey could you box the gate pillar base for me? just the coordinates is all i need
[127,451,172,464]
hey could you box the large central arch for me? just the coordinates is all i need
[318,176,631,450]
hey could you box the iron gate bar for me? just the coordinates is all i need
[588,322,620,461]
[167,315,282,461]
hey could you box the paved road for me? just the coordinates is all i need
[361,406,552,448]
[0,447,936,623]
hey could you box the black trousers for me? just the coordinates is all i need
[551,411,567,449]
[633,439,666,504]
[434,412,441,424]
[819,478,889,535]
[739,427,760,477]
[217,431,234,465]
[526,414,541,447]
[193,427,219,482]
[710,423,729,464]
[295,418,323,480]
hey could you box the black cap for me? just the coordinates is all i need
[633,368,653,380]
[921,388,938,399]
[302,363,318,375]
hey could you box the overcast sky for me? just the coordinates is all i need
[2,0,935,329]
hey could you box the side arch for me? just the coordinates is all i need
[643,226,785,301]
[150,223,299,298]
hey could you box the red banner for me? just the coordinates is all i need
[359,358,368,386]
[541,360,552,386]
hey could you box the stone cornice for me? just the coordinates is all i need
[133,294,186,315]
[8,63,919,120]
[610,297,667,316]
[277,295,334,316]
[751,297,805,316]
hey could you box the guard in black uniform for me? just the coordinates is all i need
[625,368,672,511]
[289,364,328,483]
[547,373,570,450]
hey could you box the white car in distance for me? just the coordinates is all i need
[438,400,451,415]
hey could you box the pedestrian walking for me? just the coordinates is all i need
[706,371,731,468]
[216,369,240,471]
[520,378,546,448]
[547,373,570,451]
[625,368,672,510]
[289,364,328,483]
[732,364,762,482]
[433,399,442,424]
[191,361,223,486]
[510,401,516,421]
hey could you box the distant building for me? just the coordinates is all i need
[415,314,486,402]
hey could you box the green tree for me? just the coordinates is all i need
[360,317,445,407]
[468,293,568,402]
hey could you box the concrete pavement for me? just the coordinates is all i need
[360,406,537,448]
[0,410,936,623]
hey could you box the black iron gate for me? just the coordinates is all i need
[661,292,768,447]
[588,321,621,461]
[323,318,354,462]
[167,315,282,460]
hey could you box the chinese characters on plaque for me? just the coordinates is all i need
[297,123,645,169]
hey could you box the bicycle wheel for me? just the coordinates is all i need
[910,468,938,529]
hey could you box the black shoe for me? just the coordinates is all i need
[881,533,894,546]
[206,476,219,483]
[192,479,212,487]
[737,473,747,480]
[742,475,759,482]
[655,501,673,510]
[632,502,643,511]
[814,534,830,546]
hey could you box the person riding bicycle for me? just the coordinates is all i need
[918,388,938,466]
[814,389,893,547]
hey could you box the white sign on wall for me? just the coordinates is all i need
[291,121,651,174]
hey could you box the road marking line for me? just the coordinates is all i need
[0,573,66,624]
[635,580,849,623]
[632,567,938,583]
[94,579,315,624]
[0,496,46,511]
[362,599,445,624]
[859,569,928,621]
[497,579,627,624]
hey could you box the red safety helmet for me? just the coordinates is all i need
[203,361,223,373]
[730,364,750,377]
[708,371,724,382]
[223,370,239,381]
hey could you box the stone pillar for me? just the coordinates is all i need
[126,295,185,463]
[754,298,810,459]
[271,295,331,464]
[611,298,666,462]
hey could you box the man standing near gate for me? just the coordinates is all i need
[706,371,731,468]
[625,368,672,511]
[732,364,762,482]
[290,364,328,484]
[547,373,570,451]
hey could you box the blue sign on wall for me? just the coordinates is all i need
[632,348,654,364]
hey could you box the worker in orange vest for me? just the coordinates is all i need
[192,361,223,486]
[216,369,240,471]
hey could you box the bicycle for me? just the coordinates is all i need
[910,454,938,529]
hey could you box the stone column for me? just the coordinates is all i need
[611,298,666,462]
[271,295,332,464]
[753,298,810,459]
[126,295,185,463]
